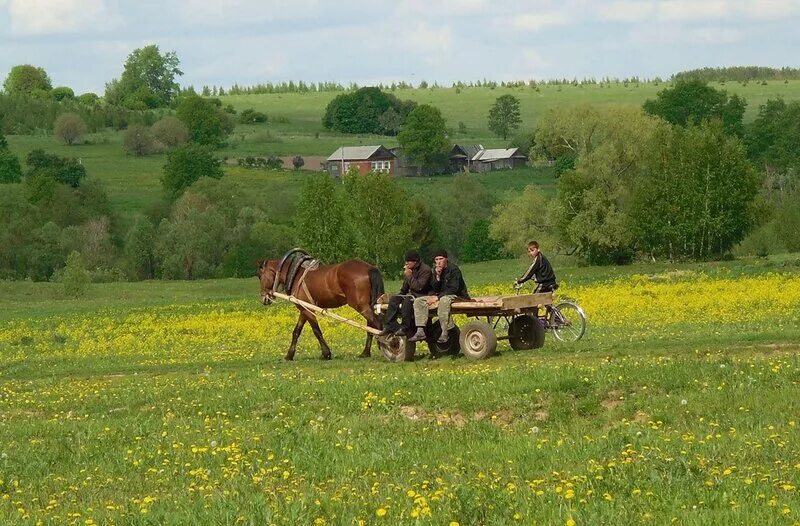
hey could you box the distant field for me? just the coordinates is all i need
[1,255,799,524]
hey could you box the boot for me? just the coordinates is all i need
[407,327,427,342]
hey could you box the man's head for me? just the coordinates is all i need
[527,240,540,258]
[404,250,420,269]
[433,249,448,270]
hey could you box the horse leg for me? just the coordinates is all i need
[304,312,333,360]
[285,311,307,361]
[358,307,382,358]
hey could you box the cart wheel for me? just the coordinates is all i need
[550,301,587,342]
[508,314,545,350]
[425,323,461,356]
[458,320,497,360]
[378,335,415,362]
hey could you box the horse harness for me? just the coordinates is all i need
[273,248,320,305]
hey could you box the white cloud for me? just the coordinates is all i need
[179,0,320,25]
[394,0,489,16]
[4,0,117,34]
[506,11,570,31]
[659,0,729,21]
[737,0,800,19]
[401,23,453,64]
[631,23,743,44]
[598,1,657,22]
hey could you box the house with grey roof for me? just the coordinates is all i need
[468,147,528,172]
[324,145,396,177]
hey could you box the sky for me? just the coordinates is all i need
[0,0,799,95]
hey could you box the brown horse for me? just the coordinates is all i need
[258,258,384,360]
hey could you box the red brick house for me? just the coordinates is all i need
[324,145,396,177]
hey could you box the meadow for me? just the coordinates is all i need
[1,255,799,524]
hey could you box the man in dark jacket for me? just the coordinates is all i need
[514,240,557,292]
[409,249,470,345]
[380,250,433,336]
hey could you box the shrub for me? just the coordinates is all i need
[239,108,268,124]
[53,113,87,145]
[51,86,75,101]
[265,156,283,169]
[151,116,189,148]
[61,251,89,297]
[0,149,22,183]
[161,143,223,198]
[292,155,304,170]
[123,124,160,156]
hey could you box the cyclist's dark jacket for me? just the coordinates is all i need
[517,253,556,287]
[433,263,470,299]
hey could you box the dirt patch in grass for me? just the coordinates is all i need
[399,405,516,428]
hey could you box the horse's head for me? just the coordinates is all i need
[258,259,279,305]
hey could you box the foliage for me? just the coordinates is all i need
[51,86,75,101]
[239,108,268,124]
[176,95,227,146]
[294,173,352,263]
[104,45,182,109]
[643,79,746,135]
[123,124,160,156]
[341,170,413,270]
[26,149,87,188]
[322,87,416,135]
[460,219,506,263]
[433,173,494,258]
[3,64,52,95]
[489,185,555,256]
[631,121,761,259]
[265,156,283,169]
[488,94,522,139]
[397,104,450,174]
[60,251,89,297]
[745,98,800,195]
[53,112,88,145]
[674,66,800,82]
[0,148,22,183]
[292,155,304,170]
[124,215,157,279]
[161,143,223,198]
[151,116,189,148]
[77,92,100,105]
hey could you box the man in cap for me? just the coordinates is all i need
[408,249,470,346]
[379,250,433,336]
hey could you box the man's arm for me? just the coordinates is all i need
[516,256,540,284]
[440,266,464,296]
[408,265,432,294]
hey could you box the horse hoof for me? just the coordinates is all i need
[358,352,371,358]
[284,355,294,361]
[322,354,332,361]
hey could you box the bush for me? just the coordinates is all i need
[161,143,223,198]
[53,113,87,145]
[237,156,268,169]
[151,116,189,148]
[176,95,226,147]
[26,149,87,187]
[0,149,22,183]
[60,251,89,297]
[123,124,160,156]
[239,108,268,124]
[51,86,75,101]
[265,156,283,169]
[461,220,506,263]
[292,155,304,170]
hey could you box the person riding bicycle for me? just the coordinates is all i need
[514,240,558,293]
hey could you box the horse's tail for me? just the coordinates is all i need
[368,267,384,307]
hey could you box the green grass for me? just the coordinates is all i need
[1,256,799,524]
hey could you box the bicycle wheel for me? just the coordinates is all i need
[550,301,586,342]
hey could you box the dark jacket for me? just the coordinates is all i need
[517,253,556,286]
[399,262,433,297]
[433,263,470,299]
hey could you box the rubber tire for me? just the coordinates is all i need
[508,314,545,350]
[425,323,461,356]
[458,320,498,360]
[378,335,416,362]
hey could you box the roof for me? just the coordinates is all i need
[326,145,395,161]
[472,148,525,162]
[450,144,483,159]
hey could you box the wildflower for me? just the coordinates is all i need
[376,508,387,518]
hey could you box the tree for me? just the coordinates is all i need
[745,98,800,195]
[397,104,450,174]
[630,121,760,259]
[125,214,157,279]
[104,45,182,108]
[488,94,522,140]
[26,149,87,188]
[294,173,352,263]
[61,251,89,297]
[0,150,22,184]
[53,113,87,145]
[489,185,555,256]
[292,155,305,170]
[239,108,268,124]
[151,116,189,148]
[461,220,506,263]
[434,173,494,258]
[3,65,52,95]
[161,143,223,198]
[322,87,415,135]
[123,124,159,156]
[176,95,226,146]
[51,87,75,101]
[643,79,746,136]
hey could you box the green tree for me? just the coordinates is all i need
[51,86,75,101]
[26,149,87,188]
[151,116,189,148]
[488,94,522,140]
[643,79,746,136]
[176,95,226,146]
[125,214,157,279]
[104,45,182,108]
[61,251,89,297]
[434,173,493,258]
[631,121,760,259]
[745,98,800,195]
[489,185,555,256]
[341,170,413,270]
[53,113,88,145]
[0,147,22,183]
[322,87,415,135]
[3,64,52,95]
[397,104,450,174]
[123,124,159,156]
[161,143,223,198]
[294,173,351,263]
[461,220,506,263]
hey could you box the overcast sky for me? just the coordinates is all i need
[1,0,798,95]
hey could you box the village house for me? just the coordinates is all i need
[450,145,528,173]
[324,145,396,177]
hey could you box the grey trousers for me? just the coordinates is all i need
[413,295,457,333]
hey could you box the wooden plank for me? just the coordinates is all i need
[274,292,382,336]
[499,292,553,310]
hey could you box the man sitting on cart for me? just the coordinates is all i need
[379,250,433,337]
[514,240,558,293]
[408,249,470,346]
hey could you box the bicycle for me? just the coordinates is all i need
[514,283,587,343]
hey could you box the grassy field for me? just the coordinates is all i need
[5,80,800,220]
[1,255,799,524]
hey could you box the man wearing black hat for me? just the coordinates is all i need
[409,249,470,346]
[379,250,433,336]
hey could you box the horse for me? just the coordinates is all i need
[258,257,385,360]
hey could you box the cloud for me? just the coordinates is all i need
[401,23,453,64]
[506,11,570,31]
[659,0,729,21]
[3,0,117,34]
[599,0,800,23]
[598,1,657,22]
[394,0,489,16]
[179,0,321,25]
[631,24,744,44]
